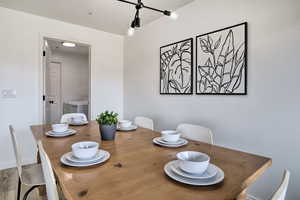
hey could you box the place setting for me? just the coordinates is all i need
[60,141,110,167]
[164,151,224,186]
[153,130,188,148]
[45,123,77,137]
[68,115,89,126]
[117,120,138,131]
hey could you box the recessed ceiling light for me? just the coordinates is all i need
[62,42,76,47]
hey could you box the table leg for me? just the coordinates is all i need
[236,189,247,200]
[37,153,47,196]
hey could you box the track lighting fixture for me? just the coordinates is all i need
[117,0,178,36]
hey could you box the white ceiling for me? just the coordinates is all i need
[0,0,194,35]
[46,38,89,56]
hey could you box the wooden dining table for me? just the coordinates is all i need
[30,121,271,200]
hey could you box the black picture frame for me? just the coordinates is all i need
[196,22,248,95]
[160,38,193,95]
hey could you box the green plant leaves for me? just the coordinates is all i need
[96,111,118,125]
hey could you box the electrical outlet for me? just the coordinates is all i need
[1,89,17,99]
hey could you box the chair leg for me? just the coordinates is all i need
[17,178,21,200]
[22,185,39,200]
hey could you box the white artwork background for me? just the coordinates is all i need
[160,39,192,94]
[196,24,246,94]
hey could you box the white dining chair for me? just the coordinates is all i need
[270,170,290,200]
[60,113,87,123]
[134,116,154,130]
[9,125,45,200]
[37,141,59,200]
[176,123,214,144]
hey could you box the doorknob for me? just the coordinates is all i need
[49,100,54,104]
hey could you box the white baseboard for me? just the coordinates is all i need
[247,194,261,200]
[0,157,36,170]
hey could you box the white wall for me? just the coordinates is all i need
[124,0,300,199]
[51,51,89,103]
[0,7,123,169]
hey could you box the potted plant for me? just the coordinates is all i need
[96,111,118,140]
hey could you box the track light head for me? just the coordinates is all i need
[127,27,135,36]
[119,0,179,36]
[163,10,171,16]
[170,12,178,20]
[128,18,138,36]
[163,10,178,20]
[135,17,141,27]
[131,21,135,28]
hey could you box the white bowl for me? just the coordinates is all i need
[176,151,210,174]
[161,130,181,142]
[72,116,84,123]
[118,120,132,128]
[71,141,99,160]
[52,123,68,133]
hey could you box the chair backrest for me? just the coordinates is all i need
[9,125,22,177]
[134,116,154,130]
[60,113,87,123]
[176,123,213,144]
[271,170,290,200]
[37,141,59,200]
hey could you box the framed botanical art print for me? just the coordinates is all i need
[160,38,193,95]
[196,22,247,95]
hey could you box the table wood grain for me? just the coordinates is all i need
[30,121,271,200]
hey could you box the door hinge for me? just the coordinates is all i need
[43,95,45,101]
[43,51,46,57]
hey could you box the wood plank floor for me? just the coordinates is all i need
[0,165,65,200]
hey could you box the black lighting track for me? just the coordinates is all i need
[117,0,170,15]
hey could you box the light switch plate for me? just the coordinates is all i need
[1,89,17,99]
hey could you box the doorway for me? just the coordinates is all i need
[43,38,90,124]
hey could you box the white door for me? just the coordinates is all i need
[45,62,62,124]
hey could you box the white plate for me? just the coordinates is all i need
[153,137,188,148]
[60,150,110,167]
[117,125,138,131]
[45,129,77,137]
[153,137,187,147]
[156,137,186,145]
[51,129,74,134]
[170,160,218,179]
[69,121,89,126]
[65,150,105,163]
[164,160,224,186]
